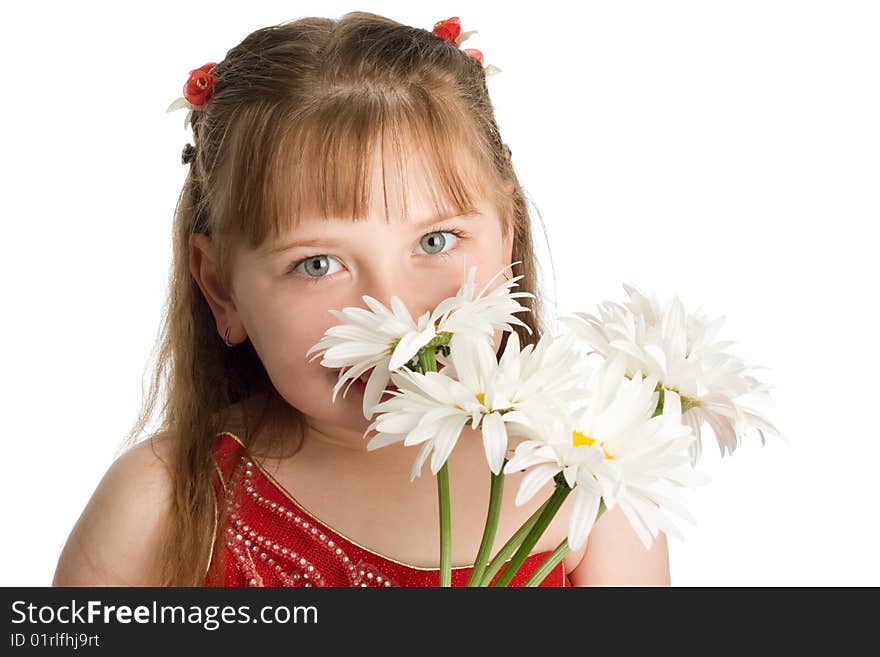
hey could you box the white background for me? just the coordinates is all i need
[2,1,877,586]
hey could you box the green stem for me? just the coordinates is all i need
[417,347,437,374]
[652,385,696,416]
[523,538,570,587]
[416,347,453,586]
[437,462,451,587]
[479,497,552,587]
[492,481,572,587]
[523,498,607,586]
[465,466,506,587]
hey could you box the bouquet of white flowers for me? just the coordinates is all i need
[306,260,782,586]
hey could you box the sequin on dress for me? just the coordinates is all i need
[204,431,571,587]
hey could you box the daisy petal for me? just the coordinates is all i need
[429,416,466,474]
[362,358,392,419]
[390,324,435,370]
[410,441,433,481]
[481,412,508,475]
[568,487,600,552]
[514,463,559,507]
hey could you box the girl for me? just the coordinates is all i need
[53,11,671,587]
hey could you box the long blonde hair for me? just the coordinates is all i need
[121,11,552,586]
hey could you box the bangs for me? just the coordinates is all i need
[219,89,504,250]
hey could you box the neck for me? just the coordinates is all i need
[303,416,403,455]
[306,423,373,452]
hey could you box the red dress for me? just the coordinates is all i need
[205,432,572,587]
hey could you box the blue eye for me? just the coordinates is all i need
[286,227,468,283]
[415,228,466,257]
[286,255,344,281]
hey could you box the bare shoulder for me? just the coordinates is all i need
[566,504,671,586]
[52,432,177,586]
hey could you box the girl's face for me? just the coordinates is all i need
[191,148,514,447]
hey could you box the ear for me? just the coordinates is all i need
[188,233,246,345]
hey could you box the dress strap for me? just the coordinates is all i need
[212,431,246,496]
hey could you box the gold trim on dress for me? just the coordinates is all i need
[203,444,229,582]
[217,430,555,575]
[214,452,229,494]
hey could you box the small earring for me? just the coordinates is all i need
[223,326,234,347]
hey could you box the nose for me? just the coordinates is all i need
[358,272,436,324]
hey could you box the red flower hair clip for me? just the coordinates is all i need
[166,62,219,128]
[431,17,501,77]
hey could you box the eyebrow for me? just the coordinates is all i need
[262,207,480,256]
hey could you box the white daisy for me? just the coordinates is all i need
[558,282,782,465]
[362,329,590,479]
[305,259,535,419]
[504,352,709,552]
[437,257,536,358]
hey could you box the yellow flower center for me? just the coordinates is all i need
[572,430,614,460]
[454,391,485,412]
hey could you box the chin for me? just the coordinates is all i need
[285,379,375,433]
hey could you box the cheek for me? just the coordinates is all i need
[260,315,339,391]
[245,306,372,427]
[492,327,503,355]
[455,246,509,292]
